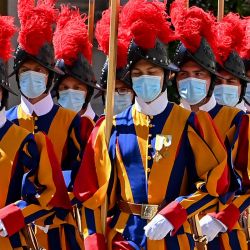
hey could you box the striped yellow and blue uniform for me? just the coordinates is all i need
[0,120,70,249]
[203,104,250,250]
[74,103,230,250]
[6,104,84,250]
[6,104,82,188]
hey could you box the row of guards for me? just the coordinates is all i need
[0,0,249,249]
[104,1,226,250]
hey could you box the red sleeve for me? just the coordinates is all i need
[0,204,25,236]
[74,117,105,202]
[209,203,240,231]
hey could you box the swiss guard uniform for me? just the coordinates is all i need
[0,15,70,249]
[172,9,250,249]
[52,6,105,247]
[52,5,102,157]
[73,1,230,249]
[95,9,134,115]
[201,14,250,250]
[6,1,83,249]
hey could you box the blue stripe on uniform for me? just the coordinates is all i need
[116,107,148,204]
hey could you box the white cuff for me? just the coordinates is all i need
[211,217,228,233]
[0,220,8,237]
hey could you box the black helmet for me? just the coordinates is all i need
[173,37,219,98]
[54,54,100,91]
[126,39,179,73]
[174,38,218,76]
[100,59,131,89]
[222,51,250,83]
[11,44,63,77]
[124,40,179,93]
[95,59,131,101]
[53,54,102,110]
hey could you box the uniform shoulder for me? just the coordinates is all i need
[219,105,245,122]
[6,120,33,143]
[172,103,192,116]
[55,105,81,127]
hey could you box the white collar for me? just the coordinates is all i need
[21,94,54,116]
[0,108,6,129]
[236,101,247,112]
[134,90,168,116]
[180,94,217,112]
[82,103,96,120]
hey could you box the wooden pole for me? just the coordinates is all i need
[101,0,119,235]
[217,0,224,21]
[88,0,95,61]
[186,0,189,8]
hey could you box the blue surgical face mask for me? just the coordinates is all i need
[214,84,239,107]
[244,83,250,104]
[132,75,162,103]
[58,89,86,112]
[114,92,133,115]
[19,71,47,99]
[178,77,207,105]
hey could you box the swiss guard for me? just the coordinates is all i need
[73,0,230,249]
[200,13,250,249]
[95,8,135,115]
[53,5,101,123]
[0,14,70,249]
[193,12,249,250]
[52,5,102,155]
[170,2,250,248]
[198,13,250,250]
[6,1,83,249]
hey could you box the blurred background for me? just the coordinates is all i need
[0,0,249,114]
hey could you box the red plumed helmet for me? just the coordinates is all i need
[121,0,176,49]
[170,0,217,54]
[53,5,92,65]
[18,0,57,56]
[95,7,132,69]
[215,13,245,66]
[0,16,16,62]
[237,17,250,61]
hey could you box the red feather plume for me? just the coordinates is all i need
[53,5,92,65]
[170,0,217,55]
[121,0,176,49]
[237,17,250,61]
[95,7,132,68]
[18,0,57,56]
[0,16,16,62]
[215,13,245,65]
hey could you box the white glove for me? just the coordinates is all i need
[200,215,227,242]
[36,225,50,233]
[144,214,174,240]
[0,220,8,237]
